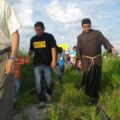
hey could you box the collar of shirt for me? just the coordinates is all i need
[82,29,93,34]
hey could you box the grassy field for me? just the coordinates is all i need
[15,56,120,120]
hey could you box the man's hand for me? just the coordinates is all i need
[25,50,33,64]
[5,59,15,75]
[111,48,118,56]
[77,60,82,69]
[51,61,56,69]
[25,56,30,64]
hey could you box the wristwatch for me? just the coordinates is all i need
[10,55,17,62]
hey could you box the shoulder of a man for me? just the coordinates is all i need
[31,35,37,41]
[0,0,10,14]
[44,32,55,39]
[92,29,101,35]
[77,33,83,40]
[44,32,56,47]
[1,0,7,5]
[4,1,12,12]
[4,1,21,34]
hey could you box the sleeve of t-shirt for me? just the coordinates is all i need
[50,35,57,48]
[5,3,21,35]
[30,38,34,51]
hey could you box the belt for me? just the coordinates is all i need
[82,54,101,71]
[82,54,101,88]
[0,47,11,55]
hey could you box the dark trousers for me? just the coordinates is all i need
[81,65,102,98]
[0,52,14,120]
[56,65,64,79]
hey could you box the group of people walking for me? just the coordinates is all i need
[0,0,117,120]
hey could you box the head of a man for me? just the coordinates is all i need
[73,46,77,51]
[82,18,91,33]
[34,22,45,36]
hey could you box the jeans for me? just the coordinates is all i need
[14,80,21,99]
[34,64,53,102]
[56,65,64,79]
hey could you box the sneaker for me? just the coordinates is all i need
[45,93,52,102]
[37,102,46,108]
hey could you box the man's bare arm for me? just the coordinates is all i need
[51,47,57,69]
[25,50,33,63]
[10,31,19,57]
[28,50,33,57]
[6,31,19,74]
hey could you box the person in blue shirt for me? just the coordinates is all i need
[56,47,65,83]
[70,46,77,69]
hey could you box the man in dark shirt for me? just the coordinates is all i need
[26,22,57,108]
[77,18,117,105]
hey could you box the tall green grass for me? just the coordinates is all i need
[15,55,120,120]
[50,58,120,120]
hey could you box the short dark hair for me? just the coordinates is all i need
[57,46,63,53]
[82,18,91,26]
[34,21,45,29]
[73,46,77,49]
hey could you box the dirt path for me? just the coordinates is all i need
[14,105,51,120]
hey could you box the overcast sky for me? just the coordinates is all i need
[7,0,120,52]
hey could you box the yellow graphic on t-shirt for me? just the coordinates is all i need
[33,41,46,48]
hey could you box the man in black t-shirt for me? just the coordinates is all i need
[26,22,57,108]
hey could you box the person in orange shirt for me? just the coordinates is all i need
[14,55,27,101]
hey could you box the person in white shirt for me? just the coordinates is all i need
[0,0,21,120]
